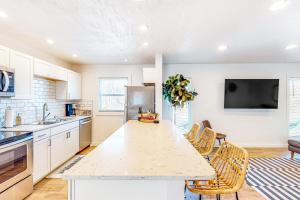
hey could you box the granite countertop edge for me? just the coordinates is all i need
[0,115,92,132]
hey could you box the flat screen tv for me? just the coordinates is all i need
[224,79,279,109]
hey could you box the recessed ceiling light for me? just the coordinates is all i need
[0,11,8,18]
[285,44,299,50]
[270,0,290,11]
[46,39,54,45]
[124,58,128,62]
[218,45,228,51]
[143,41,149,47]
[139,25,148,32]
[72,54,78,58]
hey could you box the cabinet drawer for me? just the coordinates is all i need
[33,129,50,142]
[51,121,79,136]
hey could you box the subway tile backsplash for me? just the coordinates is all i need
[0,77,92,127]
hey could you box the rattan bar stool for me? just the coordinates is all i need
[186,142,249,200]
[184,123,201,144]
[202,120,227,145]
[193,127,216,160]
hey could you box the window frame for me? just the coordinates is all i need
[97,77,128,115]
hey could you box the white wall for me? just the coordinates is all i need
[163,63,300,147]
[73,65,146,145]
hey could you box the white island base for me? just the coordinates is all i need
[68,179,185,200]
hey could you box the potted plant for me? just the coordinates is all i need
[162,74,198,124]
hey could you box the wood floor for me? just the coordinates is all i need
[25,147,294,200]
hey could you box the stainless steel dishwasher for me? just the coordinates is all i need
[79,117,92,151]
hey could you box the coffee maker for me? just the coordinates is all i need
[66,104,76,116]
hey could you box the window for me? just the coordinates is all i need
[175,103,191,130]
[99,78,128,112]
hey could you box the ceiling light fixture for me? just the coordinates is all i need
[0,11,8,18]
[72,54,78,58]
[139,25,148,32]
[143,41,149,47]
[218,45,228,51]
[270,0,290,11]
[285,44,299,50]
[46,39,54,45]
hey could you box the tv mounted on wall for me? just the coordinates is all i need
[224,79,279,109]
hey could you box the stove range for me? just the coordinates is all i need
[0,131,33,146]
[0,130,33,199]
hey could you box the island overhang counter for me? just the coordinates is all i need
[63,120,215,200]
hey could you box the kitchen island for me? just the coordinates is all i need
[63,120,215,200]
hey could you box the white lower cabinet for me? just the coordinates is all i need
[33,138,51,184]
[67,128,80,157]
[50,128,79,171]
[33,122,80,184]
[50,131,68,171]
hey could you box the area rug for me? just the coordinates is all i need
[247,158,300,200]
[47,155,85,179]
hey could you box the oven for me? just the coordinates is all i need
[0,67,15,97]
[0,132,33,199]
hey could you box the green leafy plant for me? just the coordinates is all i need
[162,74,198,107]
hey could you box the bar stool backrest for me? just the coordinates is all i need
[210,141,249,192]
[186,123,201,141]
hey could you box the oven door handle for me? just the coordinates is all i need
[2,71,9,92]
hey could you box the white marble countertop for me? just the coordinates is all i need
[0,115,91,132]
[63,120,216,180]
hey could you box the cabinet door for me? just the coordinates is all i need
[0,45,9,67]
[68,128,79,156]
[68,71,81,99]
[10,50,33,99]
[50,131,68,171]
[53,65,67,81]
[33,138,50,184]
[34,58,53,79]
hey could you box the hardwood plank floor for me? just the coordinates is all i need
[26,147,293,200]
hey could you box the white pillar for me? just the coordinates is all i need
[142,54,163,119]
[155,54,163,119]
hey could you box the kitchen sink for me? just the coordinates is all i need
[37,121,59,125]
[27,118,74,125]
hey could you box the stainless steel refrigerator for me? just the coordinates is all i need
[125,86,155,121]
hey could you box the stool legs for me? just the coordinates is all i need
[291,151,295,160]
[235,192,239,200]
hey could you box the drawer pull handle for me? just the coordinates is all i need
[38,133,47,138]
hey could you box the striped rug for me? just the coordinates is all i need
[247,158,300,200]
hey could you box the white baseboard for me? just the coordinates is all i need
[90,142,100,146]
[239,143,288,148]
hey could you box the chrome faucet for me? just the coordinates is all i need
[42,103,49,122]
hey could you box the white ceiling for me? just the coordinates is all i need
[0,0,299,65]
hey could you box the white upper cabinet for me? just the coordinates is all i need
[56,70,81,100]
[34,58,67,81]
[0,45,9,67]
[10,50,34,99]
[68,70,82,99]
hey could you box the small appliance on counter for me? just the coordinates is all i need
[0,131,33,199]
[65,104,76,116]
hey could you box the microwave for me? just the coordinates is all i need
[0,67,15,97]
